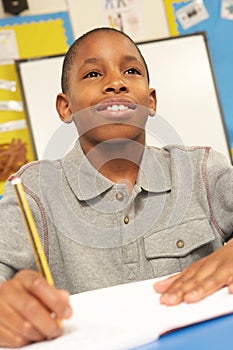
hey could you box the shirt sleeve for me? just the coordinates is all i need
[0,179,37,282]
[205,148,233,240]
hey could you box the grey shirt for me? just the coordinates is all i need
[0,141,233,294]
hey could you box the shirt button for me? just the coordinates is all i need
[176,240,184,248]
[124,216,129,224]
[116,192,124,201]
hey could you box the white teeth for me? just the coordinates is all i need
[119,105,127,110]
[106,104,128,111]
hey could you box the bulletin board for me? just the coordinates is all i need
[16,33,231,163]
[0,12,74,194]
[164,0,233,160]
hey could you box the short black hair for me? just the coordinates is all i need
[61,27,150,93]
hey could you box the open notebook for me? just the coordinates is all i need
[5,277,233,350]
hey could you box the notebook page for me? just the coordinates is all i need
[3,277,233,350]
[28,278,161,350]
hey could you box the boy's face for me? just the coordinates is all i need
[57,31,156,147]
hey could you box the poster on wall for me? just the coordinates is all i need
[0,29,19,64]
[0,123,29,183]
[99,0,146,40]
[175,1,209,30]
[221,0,233,19]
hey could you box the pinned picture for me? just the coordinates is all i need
[0,119,34,193]
[221,0,233,20]
[0,138,28,182]
[175,1,209,30]
[100,0,145,40]
[0,29,19,65]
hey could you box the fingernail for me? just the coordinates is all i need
[62,306,73,318]
[161,293,179,305]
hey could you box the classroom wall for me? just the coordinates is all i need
[0,0,170,41]
[0,0,232,196]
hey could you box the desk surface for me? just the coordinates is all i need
[136,313,233,350]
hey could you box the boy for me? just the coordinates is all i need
[0,27,232,347]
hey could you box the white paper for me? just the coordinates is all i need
[0,79,16,92]
[3,277,233,350]
[0,100,23,112]
[0,119,26,133]
[0,30,19,65]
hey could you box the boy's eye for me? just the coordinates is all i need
[125,68,141,75]
[84,71,101,79]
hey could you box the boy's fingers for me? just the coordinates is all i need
[157,261,233,305]
[0,300,43,342]
[153,273,182,293]
[154,240,233,304]
[228,283,233,293]
[7,292,62,339]
[15,270,72,319]
[183,268,233,303]
[0,277,62,340]
[0,270,73,344]
[0,323,28,348]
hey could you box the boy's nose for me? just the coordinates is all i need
[103,77,128,94]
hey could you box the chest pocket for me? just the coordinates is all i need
[144,218,221,259]
[143,218,223,276]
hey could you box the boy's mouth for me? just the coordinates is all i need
[96,102,137,112]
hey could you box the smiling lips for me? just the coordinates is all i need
[96,102,137,114]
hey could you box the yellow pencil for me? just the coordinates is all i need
[10,176,54,285]
[11,176,62,329]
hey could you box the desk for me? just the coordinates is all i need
[136,313,233,350]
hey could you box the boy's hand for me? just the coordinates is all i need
[153,239,233,306]
[0,270,72,347]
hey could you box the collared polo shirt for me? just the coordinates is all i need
[0,140,232,293]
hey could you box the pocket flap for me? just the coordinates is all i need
[144,219,216,258]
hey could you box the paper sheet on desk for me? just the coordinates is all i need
[5,277,233,350]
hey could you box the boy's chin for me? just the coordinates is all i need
[82,125,146,144]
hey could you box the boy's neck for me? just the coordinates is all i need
[100,159,140,190]
[80,138,145,187]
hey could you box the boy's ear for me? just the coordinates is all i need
[56,93,73,123]
[149,88,157,116]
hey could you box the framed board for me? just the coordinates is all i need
[164,0,233,161]
[16,33,232,163]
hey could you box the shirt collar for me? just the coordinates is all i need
[62,140,171,201]
[137,145,171,192]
